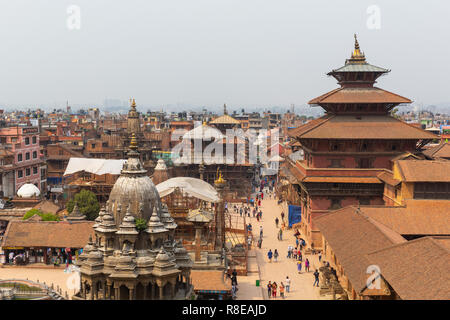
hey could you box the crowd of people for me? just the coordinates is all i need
[229,177,323,299]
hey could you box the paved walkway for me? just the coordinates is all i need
[235,190,322,300]
[0,266,77,299]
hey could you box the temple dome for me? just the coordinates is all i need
[17,183,40,198]
[107,134,162,227]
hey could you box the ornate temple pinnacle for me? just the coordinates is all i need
[130,98,136,108]
[129,133,138,150]
[214,168,226,185]
[348,33,366,64]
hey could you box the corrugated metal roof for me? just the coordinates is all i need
[330,63,389,73]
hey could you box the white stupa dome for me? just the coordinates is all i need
[17,183,41,198]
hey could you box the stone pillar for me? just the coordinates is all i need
[171,282,176,298]
[150,283,155,300]
[90,283,94,300]
[194,225,202,262]
[143,284,147,300]
[159,286,164,300]
[214,177,226,250]
[129,287,134,300]
[115,287,119,300]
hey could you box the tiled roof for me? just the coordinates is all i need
[309,87,411,105]
[377,171,401,186]
[362,200,450,236]
[191,270,231,292]
[367,236,450,300]
[423,142,450,159]
[1,221,95,248]
[314,206,406,293]
[209,114,240,125]
[397,160,450,182]
[289,115,436,140]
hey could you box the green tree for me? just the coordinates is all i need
[23,209,60,221]
[135,218,147,232]
[67,189,100,221]
[23,209,43,220]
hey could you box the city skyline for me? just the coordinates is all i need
[0,1,449,108]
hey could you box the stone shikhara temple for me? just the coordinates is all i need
[73,134,193,300]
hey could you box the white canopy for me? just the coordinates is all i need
[183,124,224,140]
[64,158,127,176]
[156,177,220,203]
[17,183,40,198]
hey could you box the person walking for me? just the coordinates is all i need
[257,237,262,249]
[274,249,279,262]
[285,276,291,293]
[278,228,283,241]
[260,226,263,238]
[293,247,298,260]
[279,282,285,299]
[287,245,292,258]
[275,217,279,228]
[313,269,320,287]
[267,281,272,298]
[267,249,273,262]
[272,282,277,298]
[305,258,310,272]
[318,252,322,263]
[281,211,285,222]
[231,269,238,285]
[232,284,237,299]
[297,260,302,274]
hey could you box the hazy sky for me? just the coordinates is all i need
[0,0,449,111]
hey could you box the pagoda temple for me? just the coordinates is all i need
[283,35,436,248]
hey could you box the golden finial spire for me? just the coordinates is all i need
[215,168,225,184]
[130,98,136,108]
[348,34,366,64]
[129,133,138,150]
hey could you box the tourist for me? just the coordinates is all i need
[274,249,279,262]
[279,282,285,299]
[275,217,279,228]
[260,226,263,238]
[281,211,285,222]
[232,269,238,285]
[318,252,322,262]
[267,281,272,298]
[239,207,243,216]
[298,250,302,262]
[268,249,273,262]
[293,247,298,259]
[257,237,262,249]
[232,284,237,299]
[295,237,299,248]
[272,282,277,298]
[287,245,292,258]
[313,270,320,287]
[305,258,310,272]
[285,276,291,293]
[278,228,283,241]
[8,251,14,265]
[297,260,302,273]
[247,236,252,248]
[261,192,264,200]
